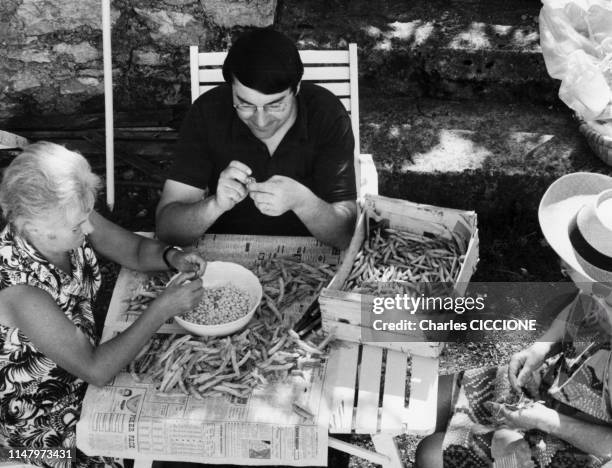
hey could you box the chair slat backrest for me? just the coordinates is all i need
[189,44,360,156]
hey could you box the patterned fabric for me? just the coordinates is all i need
[0,224,119,468]
[443,295,612,468]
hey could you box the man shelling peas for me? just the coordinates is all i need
[155,28,357,249]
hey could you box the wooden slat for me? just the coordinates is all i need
[355,345,382,433]
[380,350,408,433]
[199,49,349,67]
[197,51,227,66]
[198,68,224,83]
[196,72,352,89]
[404,356,439,436]
[321,319,443,358]
[327,342,359,434]
[303,66,350,81]
[312,81,350,96]
[456,229,480,296]
[357,153,379,199]
[349,43,360,154]
[190,46,200,103]
[321,213,366,290]
[299,49,349,63]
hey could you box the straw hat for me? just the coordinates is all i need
[539,172,612,291]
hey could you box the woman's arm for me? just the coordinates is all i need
[88,211,205,274]
[545,412,612,461]
[539,293,574,343]
[2,281,202,387]
[497,401,612,460]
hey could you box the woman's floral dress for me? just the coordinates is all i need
[442,293,612,468]
[0,225,120,468]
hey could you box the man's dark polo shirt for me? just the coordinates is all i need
[168,82,356,236]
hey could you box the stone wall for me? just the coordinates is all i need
[0,0,276,121]
[1,0,557,124]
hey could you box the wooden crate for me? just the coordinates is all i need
[319,194,479,358]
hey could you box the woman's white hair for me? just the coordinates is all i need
[0,142,101,231]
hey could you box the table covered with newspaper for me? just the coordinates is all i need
[77,235,342,466]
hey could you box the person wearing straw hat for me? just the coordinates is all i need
[415,172,612,468]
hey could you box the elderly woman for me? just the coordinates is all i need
[0,142,206,467]
[416,172,612,468]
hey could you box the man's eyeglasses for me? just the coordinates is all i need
[233,100,288,116]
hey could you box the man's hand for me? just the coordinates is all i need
[215,161,252,212]
[248,175,307,216]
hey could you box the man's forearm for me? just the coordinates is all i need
[293,191,355,249]
[157,196,225,246]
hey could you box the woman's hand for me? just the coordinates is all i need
[168,249,207,276]
[508,341,552,392]
[489,401,558,432]
[150,272,204,320]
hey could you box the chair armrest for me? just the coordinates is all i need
[356,153,378,203]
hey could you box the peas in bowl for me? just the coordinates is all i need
[173,261,262,336]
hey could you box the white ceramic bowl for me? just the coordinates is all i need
[173,261,262,337]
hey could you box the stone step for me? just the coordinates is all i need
[279,0,559,104]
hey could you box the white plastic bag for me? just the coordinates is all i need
[559,49,610,119]
[540,0,612,120]
[587,5,612,45]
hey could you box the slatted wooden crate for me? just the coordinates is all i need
[319,194,479,358]
[325,341,440,440]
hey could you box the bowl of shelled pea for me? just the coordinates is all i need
[172,261,262,337]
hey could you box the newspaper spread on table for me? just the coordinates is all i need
[77,235,341,466]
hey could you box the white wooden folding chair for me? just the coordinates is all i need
[190,44,439,468]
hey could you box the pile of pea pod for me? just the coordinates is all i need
[343,222,466,293]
